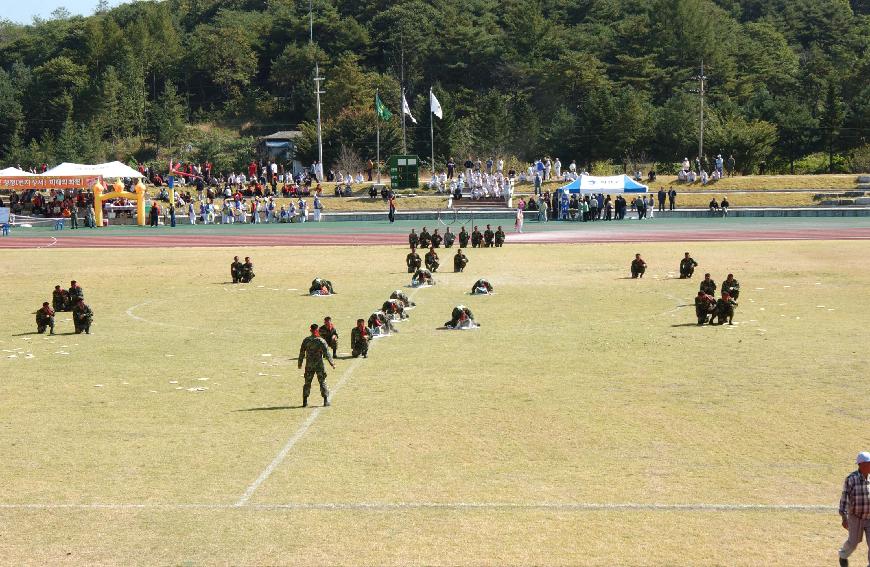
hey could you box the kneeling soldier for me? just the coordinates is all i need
[36,302,55,334]
[483,224,495,247]
[239,257,255,283]
[309,277,336,295]
[445,305,477,329]
[406,247,422,273]
[713,293,738,325]
[425,247,440,272]
[72,297,93,334]
[695,291,715,325]
[679,252,698,279]
[722,273,740,299]
[471,226,483,248]
[230,256,243,283]
[444,228,455,248]
[382,298,408,321]
[700,273,717,296]
[412,268,434,287]
[631,254,647,278]
[351,319,370,358]
[390,289,415,307]
[52,285,69,312]
[319,316,339,358]
[494,226,505,247]
[454,249,469,272]
[298,323,335,407]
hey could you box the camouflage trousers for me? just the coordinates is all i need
[303,364,330,399]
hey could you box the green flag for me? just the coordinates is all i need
[375,93,392,121]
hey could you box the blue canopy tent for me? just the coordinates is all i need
[559,175,649,194]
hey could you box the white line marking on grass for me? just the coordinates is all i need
[235,287,424,507]
[0,501,834,513]
[234,355,364,507]
[125,301,198,331]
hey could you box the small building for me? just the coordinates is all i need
[257,131,304,174]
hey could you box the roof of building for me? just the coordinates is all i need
[259,130,302,141]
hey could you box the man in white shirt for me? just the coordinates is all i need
[554,158,562,179]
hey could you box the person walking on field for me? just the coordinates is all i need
[298,323,335,407]
[839,452,870,566]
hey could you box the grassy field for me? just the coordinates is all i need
[0,241,866,565]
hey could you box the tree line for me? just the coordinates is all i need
[0,0,868,175]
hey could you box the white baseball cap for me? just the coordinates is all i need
[857,452,870,464]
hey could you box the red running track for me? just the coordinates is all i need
[1,228,870,249]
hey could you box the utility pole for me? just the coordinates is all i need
[310,0,324,180]
[693,59,707,161]
[400,36,406,154]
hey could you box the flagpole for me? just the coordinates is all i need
[429,88,435,177]
[376,89,381,185]
[401,87,407,154]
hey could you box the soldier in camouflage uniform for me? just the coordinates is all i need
[458,226,470,248]
[382,298,408,320]
[630,254,647,278]
[471,226,483,248]
[406,247,422,273]
[68,280,84,306]
[318,316,339,358]
[309,278,335,295]
[408,229,419,249]
[351,318,370,358]
[445,305,477,329]
[239,257,255,283]
[36,301,55,335]
[443,227,455,248]
[694,291,715,325]
[230,256,243,283]
[483,224,495,247]
[72,297,93,334]
[699,273,717,296]
[52,285,69,312]
[494,226,505,247]
[471,278,493,295]
[431,229,443,248]
[412,268,434,287]
[390,289,415,307]
[453,249,468,272]
[298,323,335,407]
[424,247,440,272]
[722,273,740,299]
[712,292,738,325]
[368,310,397,335]
[679,252,698,279]
[418,226,432,249]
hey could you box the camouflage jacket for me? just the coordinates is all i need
[298,335,332,368]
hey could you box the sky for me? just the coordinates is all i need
[1,0,128,24]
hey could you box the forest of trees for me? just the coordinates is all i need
[0,0,868,174]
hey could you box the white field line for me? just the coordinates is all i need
[0,501,833,513]
[235,286,425,507]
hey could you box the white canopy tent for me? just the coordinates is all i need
[0,167,37,176]
[43,161,144,178]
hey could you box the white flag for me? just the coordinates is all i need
[430,89,443,119]
[402,93,417,124]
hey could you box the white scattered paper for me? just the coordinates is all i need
[169,381,178,384]
[55,351,70,355]
[94,384,104,388]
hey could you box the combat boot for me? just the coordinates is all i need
[302,396,308,408]
[840,558,848,567]
[323,397,330,407]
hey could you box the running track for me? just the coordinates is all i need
[2,226,870,248]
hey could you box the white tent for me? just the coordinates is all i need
[0,167,36,176]
[43,161,144,178]
[559,175,648,194]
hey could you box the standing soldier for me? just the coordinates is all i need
[471,225,483,248]
[230,256,243,283]
[298,323,335,407]
[419,226,432,249]
[722,273,740,299]
[408,229,419,249]
[483,224,495,247]
[35,302,55,335]
[425,247,440,272]
[443,227,455,248]
[319,316,339,358]
[453,249,469,272]
[431,229,443,248]
[679,252,698,279]
[52,285,69,312]
[351,319,370,358]
[494,226,506,247]
[406,247,422,273]
[72,297,93,334]
[700,273,717,296]
[458,226,470,248]
[630,254,647,279]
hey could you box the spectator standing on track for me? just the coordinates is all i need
[838,452,870,567]
[388,195,396,223]
[668,187,677,210]
[658,188,666,212]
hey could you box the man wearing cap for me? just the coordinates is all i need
[838,452,870,566]
[298,323,335,407]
